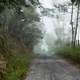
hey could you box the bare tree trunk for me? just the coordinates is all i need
[74,3,80,46]
[71,3,74,46]
[77,30,79,46]
[78,40,79,46]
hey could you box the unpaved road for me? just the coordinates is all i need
[24,56,80,80]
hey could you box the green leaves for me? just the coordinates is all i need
[71,0,75,3]
[0,0,26,13]
[0,0,43,51]
[71,0,80,5]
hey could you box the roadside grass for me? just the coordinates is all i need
[56,45,80,63]
[0,36,33,80]
[4,48,33,80]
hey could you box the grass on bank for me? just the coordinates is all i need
[0,35,33,80]
[1,47,33,80]
[56,45,80,63]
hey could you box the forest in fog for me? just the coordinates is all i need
[0,0,80,80]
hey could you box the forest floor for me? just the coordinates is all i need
[24,55,80,80]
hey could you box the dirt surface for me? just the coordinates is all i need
[24,56,80,80]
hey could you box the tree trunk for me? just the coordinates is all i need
[78,40,79,46]
[71,3,74,46]
[74,3,80,46]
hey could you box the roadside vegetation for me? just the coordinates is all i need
[0,35,34,80]
[0,0,43,80]
[5,47,33,80]
[54,0,80,64]
[56,45,80,63]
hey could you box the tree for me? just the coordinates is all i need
[70,0,80,46]
[0,0,25,13]
[0,0,43,53]
[70,0,75,46]
[7,6,42,50]
[74,0,80,45]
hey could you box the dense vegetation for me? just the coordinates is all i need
[0,0,43,80]
[56,45,80,63]
[0,0,80,79]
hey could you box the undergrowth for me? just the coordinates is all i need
[56,45,80,63]
[5,48,33,80]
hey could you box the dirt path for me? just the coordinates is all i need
[24,56,80,80]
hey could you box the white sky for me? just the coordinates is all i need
[39,0,70,9]
[39,0,53,9]
[41,16,54,33]
[39,0,71,33]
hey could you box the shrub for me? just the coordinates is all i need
[56,45,80,63]
[5,48,33,80]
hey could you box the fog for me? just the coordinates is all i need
[34,0,80,55]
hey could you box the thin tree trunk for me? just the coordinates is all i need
[71,3,74,46]
[74,3,80,46]
[77,30,79,46]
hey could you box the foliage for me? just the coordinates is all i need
[0,0,43,50]
[0,0,42,80]
[7,7,42,50]
[0,0,26,13]
[71,0,76,3]
[5,47,33,80]
[56,45,80,63]
[0,33,33,80]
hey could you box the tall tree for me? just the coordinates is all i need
[0,0,43,52]
[70,0,75,46]
[74,0,80,45]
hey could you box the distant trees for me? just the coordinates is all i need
[70,0,75,46]
[0,0,40,13]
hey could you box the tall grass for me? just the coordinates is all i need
[56,45,80,63]
[0,36,33,80]
[5,48,33,80]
